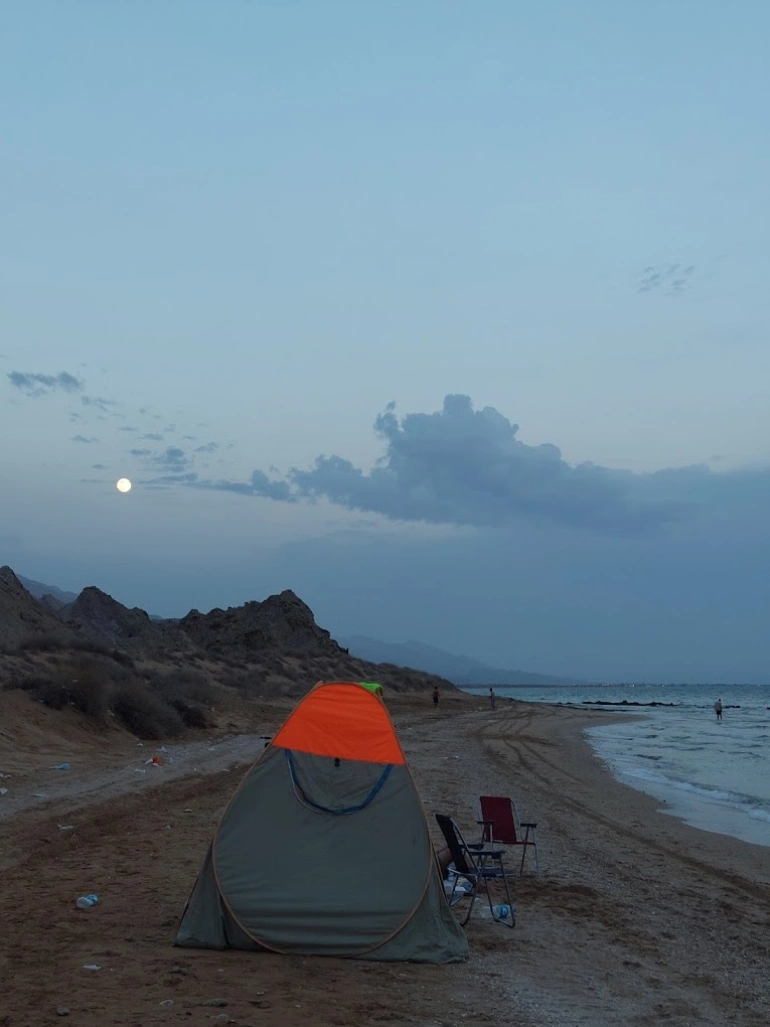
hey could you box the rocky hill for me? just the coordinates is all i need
[0,567,453,696]
[0,566,75,651]
[58,586,195,658]
[180,590,341,659]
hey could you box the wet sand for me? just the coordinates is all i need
[1,692,769,1026]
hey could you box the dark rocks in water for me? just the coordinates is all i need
[582,699,677,707]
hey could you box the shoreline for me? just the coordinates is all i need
[2,690,769,1025]
[464,685,770,851]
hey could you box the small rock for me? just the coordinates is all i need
[168,966,189,975]
[159,999,174,1006]
[205,999,228,1007]
[56,1007,70,1017]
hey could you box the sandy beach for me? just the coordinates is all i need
[1,691,769,1027]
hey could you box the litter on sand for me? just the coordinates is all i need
[50,763,72,771]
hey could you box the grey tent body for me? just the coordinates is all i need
[176,682,468,963]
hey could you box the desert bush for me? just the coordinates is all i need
[168,697,208,728]
[11,663,109,720]
[17,635,66,653]
[66,639,136,667]
[216,668,247,690]
[151,666,217,706]
[111,682,185,739]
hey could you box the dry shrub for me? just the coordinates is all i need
[168,697,208,728]
[152,666,216,706]
[12,662,110,721]
[112,682,185,739]
[17,635,66,653]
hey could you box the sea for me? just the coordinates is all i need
[467,683,770,849]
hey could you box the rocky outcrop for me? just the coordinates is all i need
[58,587,195,657]
[180,590,342,659]
[0,566,75,651]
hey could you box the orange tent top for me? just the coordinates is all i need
[272,682,406,765]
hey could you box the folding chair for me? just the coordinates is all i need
[477,795,539,876]
[435,814,515,928]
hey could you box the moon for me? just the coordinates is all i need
[116,478,132,493]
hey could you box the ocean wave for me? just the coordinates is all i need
[624,767,743,802]
[621,766,770,819]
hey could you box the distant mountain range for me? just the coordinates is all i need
[18,574,79,607]
[338,635,581,686]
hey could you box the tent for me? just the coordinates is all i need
[176,681,468,963]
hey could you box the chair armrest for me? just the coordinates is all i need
[476,819,494,826]
[520,822,537,828]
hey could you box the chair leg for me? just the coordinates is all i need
[461,878,480,926]
[495,857,515,928]
[519,826,540,876]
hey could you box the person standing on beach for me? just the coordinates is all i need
[432,686,440,709]
[489,687,496,710]
[714,698,723,721]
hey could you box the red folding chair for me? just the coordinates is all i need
[478,795,540,876]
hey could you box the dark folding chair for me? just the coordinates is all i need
[435,814,515,928]
[478,795,540,876]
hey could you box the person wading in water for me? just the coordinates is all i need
[714,698,723,721]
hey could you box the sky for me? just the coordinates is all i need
[2,1,769,682]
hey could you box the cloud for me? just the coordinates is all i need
[81,395,119,414]
[141,432,165,442]
[92,463,107,470]
[141,471,199,490]
[638,263,696,295]
[188,395,770,536]
[151,446,191,472]
[194,469,296,501]
[119,426,138,433]
[129,448,152,457]
[72,434,99,444]
[8,370,84,397]
[194,442,219,454]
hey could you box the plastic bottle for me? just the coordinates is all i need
[76,894,99,909]
[492,903,511,921]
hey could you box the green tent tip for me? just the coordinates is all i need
[359,681,384,697]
